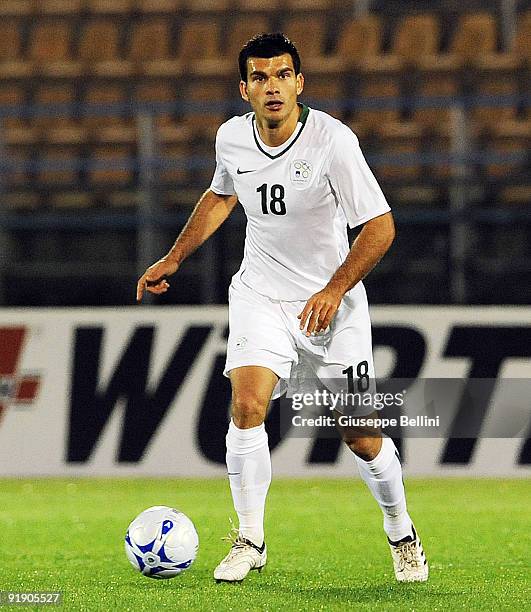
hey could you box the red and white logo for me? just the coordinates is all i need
[0,327,41,422]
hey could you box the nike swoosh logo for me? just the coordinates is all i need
[237,168,254,174]
[227,472,241,475]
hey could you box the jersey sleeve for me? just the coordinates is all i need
[209,127,236,196]
[327,125,390,228]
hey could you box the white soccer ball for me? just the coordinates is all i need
[125,505,199,579]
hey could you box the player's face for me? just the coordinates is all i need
[240,54,304,128]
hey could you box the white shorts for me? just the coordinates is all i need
[224,275,377,415]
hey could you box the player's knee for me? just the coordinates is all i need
[231,393,267,428]
[344,436,381,461]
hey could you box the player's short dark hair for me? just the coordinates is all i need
[238,32,301,82]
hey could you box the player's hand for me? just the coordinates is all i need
[297,285,344,336]
[136,257,179,302]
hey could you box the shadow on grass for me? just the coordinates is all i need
[122,568,466,608]
[248,580,464,606]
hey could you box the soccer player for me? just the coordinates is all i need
[137,33,428,584]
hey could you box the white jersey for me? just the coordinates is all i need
[210,105,391,302]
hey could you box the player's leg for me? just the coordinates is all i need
[226,365,278,547]
[302,297,428,581]
[341,425,411,542]
[339,422,413,543]
[215,276,296,582]
[214,366,278,583]
[342,428,427,581]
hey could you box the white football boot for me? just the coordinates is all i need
[388,525,429,582]
[214,524,267,583]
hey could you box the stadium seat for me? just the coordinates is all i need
[48,191,93,208]
[282,16,327,61]
[81,83,129,133]
[78,20,131,78]
[157,120,191,146]
[134,0,181,12]
[140,18,223,77]
[46,124,90,148]
[2,124,40,148]
[515,11,531,65]
[477,10,531,70]
[133,81,178,127]
[0,0,33,17]
[28,20,80,78]
[182,19,224,77]
[85,0,133,14]
[93,122,137,146]
[3,145,31,190]
[129,19,172,62]
[31,85,78,142]
[490,119,531,204]
[300,77,344,119]
[371,122,424,182]
[213,16,271,77]
[158,142,191,188]
[285,0,337,10]
[226,16,271,58]
[182,0,231,11]
[0,84,28,130]
[3,190,42,210]
[413,75,460,135]
[139,55,182,79]
[36,144,81,187]
[235,0,281,11]
[361,14,440,74]
[129,18,173,75]
[29,21,72,63]
[454,13,498,61]
[305,14,382,75]
[348,78,401,137]
[179,80,228,187]
[433,132,458,182]
[420,12,498,71]
[394,14,440,66]
[471,74,518,135]
[0,20,32,79]
[480,127,529,181]
[88,144,135,187]
[187,138,216,189]
[500,183,531,205]
[37,0,83,15]
[181,81,229,139]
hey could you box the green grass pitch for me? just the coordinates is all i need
[2,478,529,611]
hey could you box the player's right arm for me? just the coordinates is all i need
[136,189,238,302]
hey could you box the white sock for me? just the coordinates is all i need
[354,437,413,542]
[225,419,271,547]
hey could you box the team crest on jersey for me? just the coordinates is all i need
[234,336,248,350]
[290,159,312,186]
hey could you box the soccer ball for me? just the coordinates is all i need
[125,505,199,579]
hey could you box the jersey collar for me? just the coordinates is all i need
[252,103,310,160]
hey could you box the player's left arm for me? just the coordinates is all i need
[298,211,395,336]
